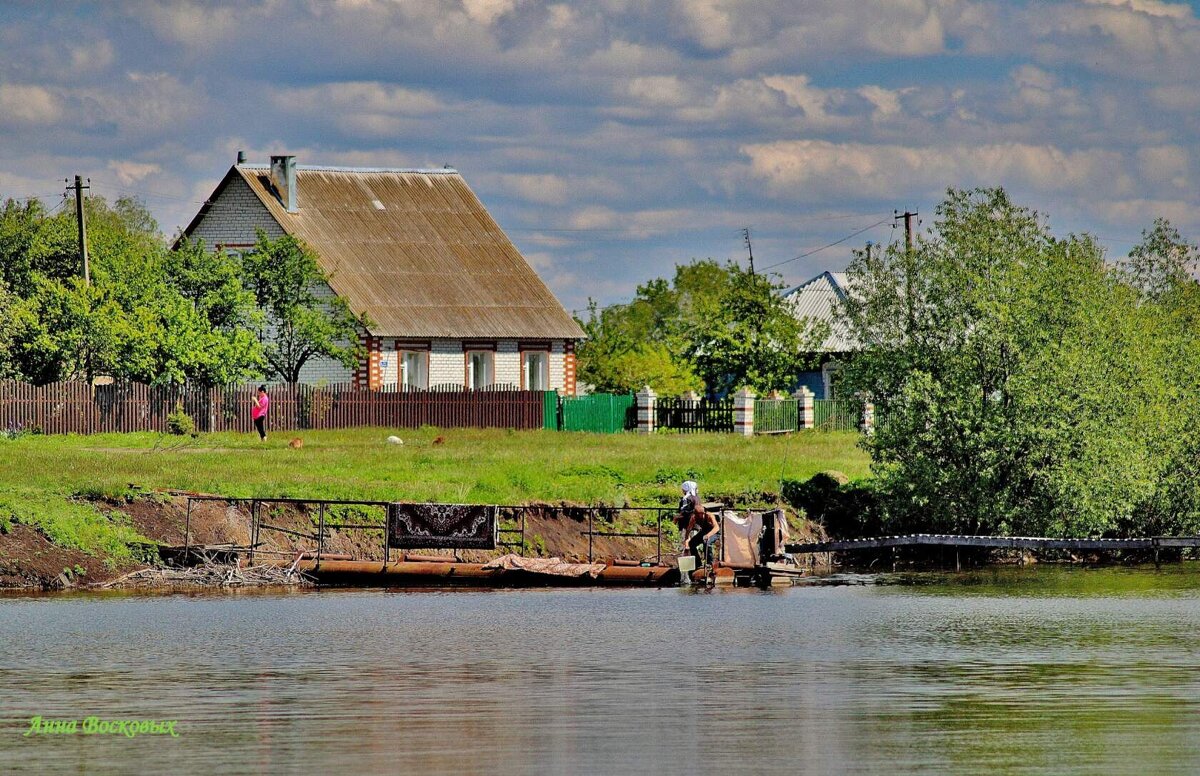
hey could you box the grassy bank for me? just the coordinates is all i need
[0,427,869,562]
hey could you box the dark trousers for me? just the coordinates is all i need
[688,532,715,565]
[254,416,267,440]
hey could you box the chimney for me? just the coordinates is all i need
[269,155,298,213]
[236,150,246,164]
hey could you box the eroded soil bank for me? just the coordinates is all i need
[0,493,826,589]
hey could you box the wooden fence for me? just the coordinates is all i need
[0,381,546,435]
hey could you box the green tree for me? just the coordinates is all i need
[575,261,722,394]
[9,277,121,384]
[680,263,823,396]
[840,187,1171,537]
[1117,220,1200,536]
[0,281,19,379]
[241,231,367,383]
[0,194,266,387]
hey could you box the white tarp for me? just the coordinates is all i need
[720,510,762,569]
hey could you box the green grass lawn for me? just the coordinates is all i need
[0,427,869,560]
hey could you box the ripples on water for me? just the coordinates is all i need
[2,565,1200,775]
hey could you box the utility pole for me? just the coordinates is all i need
[742,227,755,275]
[895,209,919,335]
[71,175,90,285]
[898,209,917,254]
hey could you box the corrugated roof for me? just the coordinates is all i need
[191,164,584,340]
[783,271,858,352]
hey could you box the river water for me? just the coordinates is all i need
[2,566,1200,775]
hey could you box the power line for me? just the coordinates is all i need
[507,211,892,236]
[88,180,203,204]
[759,218,891,271]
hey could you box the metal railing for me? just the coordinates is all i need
[754,398,798,434]
[181,496,684,567]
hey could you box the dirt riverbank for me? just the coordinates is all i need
[0,493,826,589]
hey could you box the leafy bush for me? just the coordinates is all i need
[782,471,880,538]
[166,404,195,436]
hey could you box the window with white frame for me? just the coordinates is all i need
[466,350,494,389]
[522,351,548,391]
[400,351,428,389]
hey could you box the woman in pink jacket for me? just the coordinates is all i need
[251,385,270,441]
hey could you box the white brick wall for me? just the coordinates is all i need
[190,174,285,247]
[297,355,355,385]
[380,339,400,385]
[495,340,519,387]
[549,340,565,391]
[430,339,464,388]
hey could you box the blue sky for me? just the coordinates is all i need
[1,0,1198,311]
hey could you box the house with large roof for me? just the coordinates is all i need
[181,154,584,393]
[784,270,858,399]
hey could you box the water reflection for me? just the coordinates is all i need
[1,566,1199,774]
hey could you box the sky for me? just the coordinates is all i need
[1,0,1199,313]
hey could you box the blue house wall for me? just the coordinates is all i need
[795,370,826,399]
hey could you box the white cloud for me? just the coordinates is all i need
[762,75,831,120]
[672,0,735,51]
[863,3,945,55]
[627,76,692,108]
[741,139,1132,200]
[142,1,243,47]
[462,0,521,25]
[0,85,62,125]
[276,82,442,115]
[107,160,162,186]
[1083,0,1193,20]
[1135,145,1189,188]
[3,0,1200,309]
[497,173,570,205]
[857,85,905,120]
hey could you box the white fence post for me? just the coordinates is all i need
[861,400,875,435]
[793,386,814,430]
[733,387,756,436]
[636,386,657,434]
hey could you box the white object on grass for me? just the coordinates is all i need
[386,435,404,446]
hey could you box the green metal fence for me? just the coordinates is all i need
[754,398,798,433]
[543,391,560,430]
[813,399,860,432]
[558,393,636,433]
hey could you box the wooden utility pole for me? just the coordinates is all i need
[72,175,90,285]
[896,210,918,335]
[742,227,755,275]
[899,210,917,254]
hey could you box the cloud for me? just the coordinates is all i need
[0,84,62,125]
[1083,0,1192,19]
[1135,145,1189,188]
[461,0,522,25]
[741,139,1132,200]
[496,173,570,205]
[275,82,442,115]
[107,161,162,186]
[1,0,1199,310]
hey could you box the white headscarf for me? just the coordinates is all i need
[681,481,698,499]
